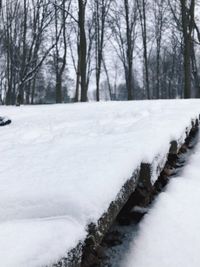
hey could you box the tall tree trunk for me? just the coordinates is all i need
[143,0,150,100]
[137,0,150,99]
[124,0,133,100]
[78,0,87,102]
[94,0,110,101]
[31,77,36,104]
[180,0,193,98]
[18,0,28,105]
[156,43,161,99]
[55,0,68,103]
[56,74,62,103]
[75,51,80,102]
[191,43,200,97]
[183,34,191,98]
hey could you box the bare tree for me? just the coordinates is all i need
[110,0,138,100]
[53,0,71,103]
[78,0,87,102]
[136,0,150,99]
[180,0,194,98]
[2,0,56,105]
[3,0,21,105]
[169,0,196,98]
[152,0,166,99]
[93,0,111,101]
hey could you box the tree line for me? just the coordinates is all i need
[0,0,199,105]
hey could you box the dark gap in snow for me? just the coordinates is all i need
[81,120,199,267]
[0,117,11,126]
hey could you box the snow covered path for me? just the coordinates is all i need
[123,133,200,267]
[0,100,200,267]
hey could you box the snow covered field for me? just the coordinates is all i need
[123,131,200,267]
[0,100,200,267]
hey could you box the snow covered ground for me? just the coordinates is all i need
[123,131,200,267]
[0,100,200,267]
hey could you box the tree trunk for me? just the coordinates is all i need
[78,0,87,102]
[56,74,62,103]
[137,0,150,99]
[180,0,192,98]
[124,0,133,100]
[191,40,200,97]
[31,78,36,104]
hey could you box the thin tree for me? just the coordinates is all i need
[93,0,111,101]
[136,0,150,99]
[110,0,138,100]
[78,0,87,102]
[53,0,71,103]
[153,0,166,99]
[179,0,195,98]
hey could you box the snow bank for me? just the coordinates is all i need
[123,132,200,267]
[0,99,199,266]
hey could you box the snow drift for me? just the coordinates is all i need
[0,99,199,266]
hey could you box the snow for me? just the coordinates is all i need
[123,133,200,267]
[0,217,84,267]
[0,99,200,267]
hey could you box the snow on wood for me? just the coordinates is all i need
[0,99,200,267]
[123,130,200,267]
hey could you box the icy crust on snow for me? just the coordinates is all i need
[0,100,199,266]
[123,134,200,267]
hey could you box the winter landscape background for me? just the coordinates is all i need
[1,1,200,267]
[0,0,200,105]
